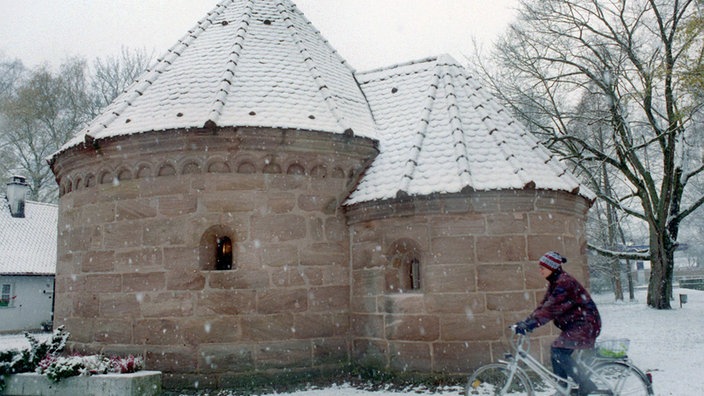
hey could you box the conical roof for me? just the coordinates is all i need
[346,55,595,205]
[57,0,376,155]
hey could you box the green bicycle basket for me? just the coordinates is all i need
[596,338,630,358]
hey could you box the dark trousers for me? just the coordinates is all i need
[551,347,597,394]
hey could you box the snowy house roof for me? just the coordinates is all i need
[0,198,57,275]
[52,1,593,205]
[346,56,595,205]
[54,0,376,157]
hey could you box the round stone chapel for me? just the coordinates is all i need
[48,0,593,390]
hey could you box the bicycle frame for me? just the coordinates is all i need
[501,333,577,395]
[495,331,653,396]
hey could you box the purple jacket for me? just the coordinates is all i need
[528,269,601,349]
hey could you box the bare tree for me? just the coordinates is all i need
[88,46,153,118]
[474,0,704,308]
[0,48,152,202]
[0,58,92,201]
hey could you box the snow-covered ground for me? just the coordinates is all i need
[2,288,702,395]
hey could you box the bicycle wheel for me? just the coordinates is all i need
[591,360,653,395]
[467,363,533,396]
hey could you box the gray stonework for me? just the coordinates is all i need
[345,191,590,373]
[50,127,590,389]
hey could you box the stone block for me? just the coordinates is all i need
[389,342,432,372]
[85,274,122,293]
[198,344,254,372]
[207,269,269,290]
[260,243,299,267]
[166,269,206,291]
[251,214,307,242]
[476,264,526,292]
[197,290,256,316]
[163,247,199,270]
[256,288,308,314]
[73,293,100,318]
[351,269,384,297]
[486,291,534,312]
[351,339,388,368]
[158,195,197,216]
[430,236,475,264]
[430,215,486,237]
[81,250,116,273]
[384,314,439,341]
[140,292,195,317]
[350,314,384,339]
[115,200,157,221]
[256,340,312,369]
[433,341,492,373]
[141,218,187,247]
[266,192,296,213]
[440,313,504,341]
[382,294,425,314]
[313,337,349,365]
[104,222,144,249]
[115,248,164,272]
[423,264,476,293]
[202,191,256,212]
[486,213,528,235]
[307,286,349,312]
[183,316,241,344]
[93,318,133,344]
[146,346,198,373]
[122,272,166,292]
[240,314,295,341]
[528,212,572,234]
[292,313,345,339]
[424,293,485,315]
[475,235,527,262]
[133,319,183,345]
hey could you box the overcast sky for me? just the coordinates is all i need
[0,0,519,72]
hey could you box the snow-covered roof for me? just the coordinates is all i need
[51,1,593,205]
[0,198,57,275]
[54,0,376,157]
[346,56,595,205]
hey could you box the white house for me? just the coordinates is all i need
[0,176,57,333]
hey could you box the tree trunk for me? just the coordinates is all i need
[647,229,676,309]
[625,259,635,301]
[610,256,624,301]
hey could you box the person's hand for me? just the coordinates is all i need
[514,318,538,335]
[514,321,531,335]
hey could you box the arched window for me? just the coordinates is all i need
[216,236,233,270]
[385,239,422,293]
[199,226,236,271]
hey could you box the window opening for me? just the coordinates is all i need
[1,284,13,307]
[386,239,422,293]
[199,225,236,271]
[216,236,233,270]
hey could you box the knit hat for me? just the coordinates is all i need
[539,251,566,271]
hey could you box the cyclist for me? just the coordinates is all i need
[515,251,602,396]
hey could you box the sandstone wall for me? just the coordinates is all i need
[50,127,377,389]
[345,191,591,374]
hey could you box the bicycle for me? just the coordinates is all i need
[466,327,653,395]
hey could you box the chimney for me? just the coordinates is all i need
[6,176,29,218]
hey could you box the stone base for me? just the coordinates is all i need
[1,371,161,396]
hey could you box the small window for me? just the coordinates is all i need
[1,284,13,307]
[216,236,233,270]
[385,239,422,293]
[199,225,236,271]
